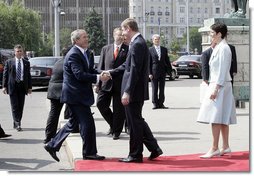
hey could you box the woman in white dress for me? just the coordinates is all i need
[197,22,237,158]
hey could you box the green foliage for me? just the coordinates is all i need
[182,27,202,54]
[146,39,153,48]
[0,0,41,53]
[169,36,181,54]
[83,8,106,55]
[37,28,73,56]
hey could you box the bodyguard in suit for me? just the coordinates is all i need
[44,29,106,162]
[201,42,216,83]
[2,44,32,131]
[149,34,172,109]
[96,27,128,140]
[105,18,162,163]
[228,44,237,85]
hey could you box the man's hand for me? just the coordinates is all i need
[93,85,100,94]
[149,74,153,80]
[28,89,32,94]
[100,71,111,82]
[2,87,7,94]
[121,92,130,106]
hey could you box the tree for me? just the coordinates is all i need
[83,8,106,55]
[182,27,202,54]
[169,36,181,54]
[0,0,41,53]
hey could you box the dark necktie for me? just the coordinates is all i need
[16,60,21,82]
[83,51,89,66]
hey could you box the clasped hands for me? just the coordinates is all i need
[99,71,111,82]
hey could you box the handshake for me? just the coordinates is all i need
[99,71,111,82]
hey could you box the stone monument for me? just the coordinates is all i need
[198,1,249,107]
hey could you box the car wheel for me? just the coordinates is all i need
[170,70,176,80]
[189,75,194,79]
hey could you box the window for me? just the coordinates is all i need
[205,8,208,13]
[197,7,200,13]
[215,7,220,14]
[190,7,193,13]
[150,17,154,23]
[151,27,154,35]
[180,28,185,35]
[180,17,185,23]
[133,6,136,13]
[180,6,185,13]
[165,17,169,23]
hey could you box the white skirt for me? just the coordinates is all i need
[197,82,237,125]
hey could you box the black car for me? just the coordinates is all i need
[172,55,202,78]
[29,56,62,86]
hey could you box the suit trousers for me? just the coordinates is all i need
[97,89,125,134]
[125,101,159,158]
[45,99,64,142]
[47,104,97,157]
[151,75,166,106]
[9,82,26,128]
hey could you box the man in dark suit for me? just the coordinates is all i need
[149,34,172,109]
[96,27,128,140]
[228,44,237,85]
[104,18,162,163]
[201,42,215,84]
[44,29,106,162]
[43,46,78,144]
[2,44,32,131]
[0,124,11,138]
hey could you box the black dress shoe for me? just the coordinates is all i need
[113,133,120,140]
[0,134,12,139]
[119,156,143,163]
[44,144,60,162]
[148,148,163,160]
[152,106,159,110]
[16,126,22,132]
[159,105,169,109]
[83,154,105,160]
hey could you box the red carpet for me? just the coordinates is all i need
[75,151,249,172]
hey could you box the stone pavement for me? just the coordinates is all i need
[55,86,249,167]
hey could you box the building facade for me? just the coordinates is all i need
[5,0,129,44]
[130,0,243,52]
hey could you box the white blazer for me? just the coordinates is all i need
[209,39,232,86]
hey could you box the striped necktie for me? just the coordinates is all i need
[16,59,21,82]
[156,46,161,60]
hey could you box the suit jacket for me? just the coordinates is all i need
[111,34,149,102]
[209,39,232,85]
[47,58,64,100]
[3,58,32,95]
[228,44,237,77]
[201,47,213,81]
[61,46,98,106]
[149,45,172,79]
[97,43,128,92]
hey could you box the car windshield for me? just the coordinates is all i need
[178,56,201,62]
[29,58,59,66]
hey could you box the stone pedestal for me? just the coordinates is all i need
[199,18,250,102]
